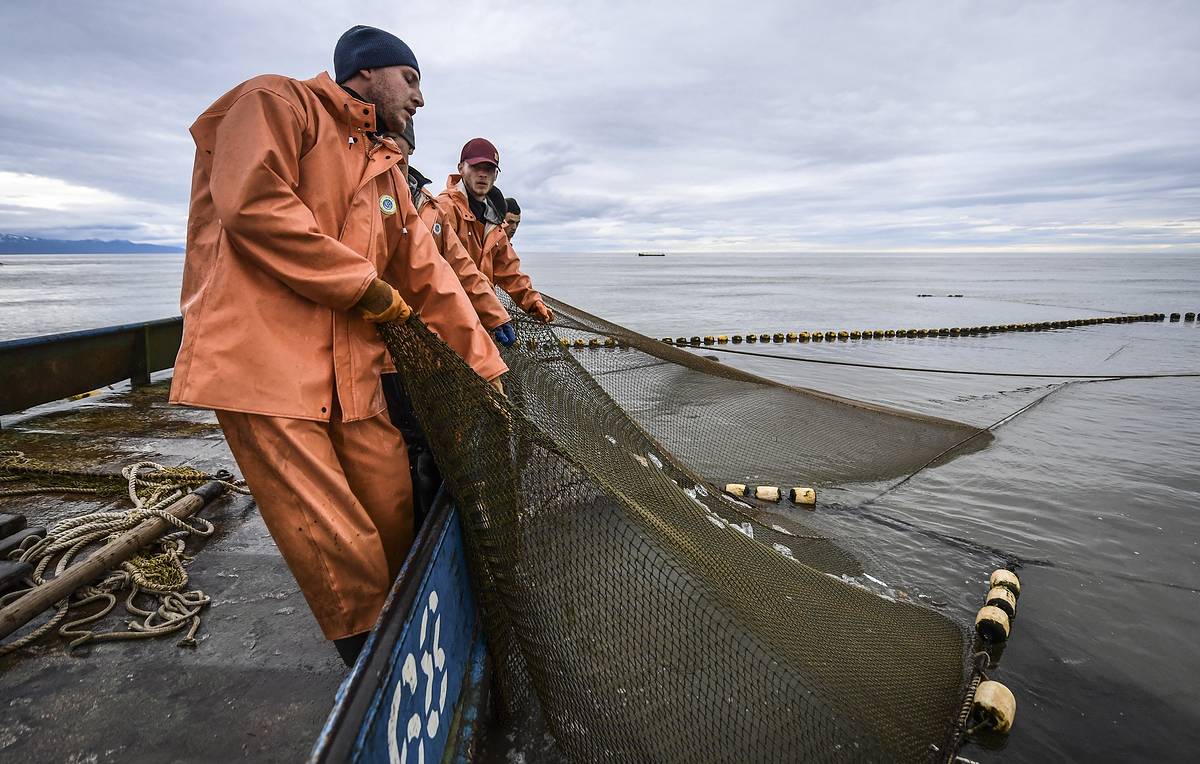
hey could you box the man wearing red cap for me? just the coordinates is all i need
[391,122,515,340]
[171,25,507,666]
[424,139,554,323]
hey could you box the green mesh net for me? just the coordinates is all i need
[378,293,982,763]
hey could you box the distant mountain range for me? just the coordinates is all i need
[0,233,183,254]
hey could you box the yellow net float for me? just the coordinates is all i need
[754,485,781,502]
[574,338,587,348]
[873,329,885,339]
[970,680,1017,734]
[675,336,687,345]
[717,335,729,343]
[798,331,810,342]
[884,329,896,337]
[703,336,715,345]
[772,333,785,343]
[560,338,571,347]
[849,330,861,339]
[989,569,1021,599]
[837,331,849,340]
[732,335,743,343]
[724,483,748,496]
[789,487,816,506]
[604,338,617,348]
[759,333,772,342]
[785,332,797,342]
[985,586,1017,618]
[825,331,837,341]
[975,605,1010,641]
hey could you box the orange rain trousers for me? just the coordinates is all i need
[216,408,412,640]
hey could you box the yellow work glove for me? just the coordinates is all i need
[357,278,412,323]
[529,300,554,323]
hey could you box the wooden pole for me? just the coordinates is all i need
[0,480,227,641]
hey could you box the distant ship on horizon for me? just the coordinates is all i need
[637,251,667,257]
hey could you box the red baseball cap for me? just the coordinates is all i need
[460,137,500,168]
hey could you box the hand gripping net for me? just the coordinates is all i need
[378,294,981,763]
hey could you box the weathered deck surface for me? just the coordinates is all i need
[0,380,344,762]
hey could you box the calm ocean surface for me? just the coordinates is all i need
[2,251,1198,761]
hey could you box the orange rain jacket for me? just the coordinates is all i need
[408,174,511,330]
[425,176,543,313]
[171,73,507,423]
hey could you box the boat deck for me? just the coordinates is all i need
[0,380,344,762]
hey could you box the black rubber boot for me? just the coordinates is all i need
[333,632,369,668]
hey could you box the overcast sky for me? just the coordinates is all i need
[0,0,1196,253]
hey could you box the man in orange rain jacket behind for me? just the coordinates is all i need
[424,138,554,324]
[390,120,516,345]
[170,25,506,666]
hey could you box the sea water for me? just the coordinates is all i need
[1,250,1198,761]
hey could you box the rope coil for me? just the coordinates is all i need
[0,452,246,655]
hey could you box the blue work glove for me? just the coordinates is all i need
[494,322,517,347]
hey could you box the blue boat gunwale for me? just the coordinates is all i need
[309,487,469,763]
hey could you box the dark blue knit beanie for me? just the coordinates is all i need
[334,25,420,83]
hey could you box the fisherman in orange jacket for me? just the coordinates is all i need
[424,139,554,323]
[170,25,506,666]
[391,121,516,344]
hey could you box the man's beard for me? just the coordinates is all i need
[365,84,407,133]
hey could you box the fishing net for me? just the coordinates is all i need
[379,293,982,763]
[541,297,989,488]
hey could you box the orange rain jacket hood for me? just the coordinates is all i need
[171,72,507,422]
[424,175,543,312]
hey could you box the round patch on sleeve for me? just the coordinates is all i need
[432,222,442,236]
[379,195,397,215]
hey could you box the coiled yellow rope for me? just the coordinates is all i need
[0,452,248,654]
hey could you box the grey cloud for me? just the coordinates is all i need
[0,0,1197,252]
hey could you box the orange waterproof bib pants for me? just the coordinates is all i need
[215,407,413,640]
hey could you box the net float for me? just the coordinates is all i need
[754,486,781,502]
[975,605,1010,641]
[985,586,1017,618]
[970,680,1017,734]
[989,569,1021,598]
[724,483,748,497]
[789,487,816,507]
